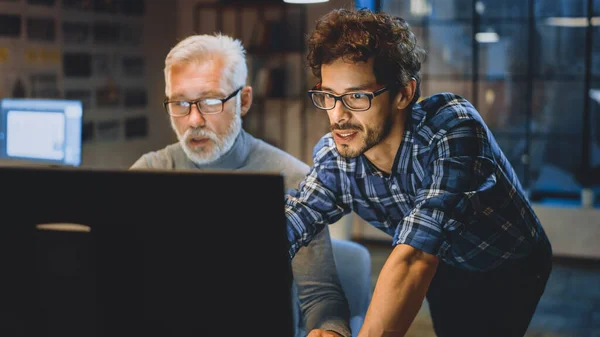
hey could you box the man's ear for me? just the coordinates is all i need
[394,78,417,111]
[241,86,253,117]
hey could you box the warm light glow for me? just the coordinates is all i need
[36,223,91,232]
[283,0,329,3]
[475,32,499,43]
[545,17,600,27]
[485,89,495,106]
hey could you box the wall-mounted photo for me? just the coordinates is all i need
[65,89,92,109]
[26,17,55,42]
[63,52,92,77]
[121,0,145,16]
[121,23,142,46]
[92,54,118,77]
[0,15,20,38]
[27,0,56,6]
[124,116,148,139]
[96,84,120,107]
[82,120,94,143]
[30,73,60,99]
[62,21,89,44]
[62,0,92,11]
[95,119,120,142]
[123,88,146,108]
[121,56,144,77]
[92,22,120,44]
[93,0,118,14]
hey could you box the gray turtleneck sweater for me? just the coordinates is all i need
[130,130,351,337]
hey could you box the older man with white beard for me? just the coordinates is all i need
[130,33,352,337]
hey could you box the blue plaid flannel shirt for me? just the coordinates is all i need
[285,92,547,271]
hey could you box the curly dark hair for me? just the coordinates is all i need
[307,8,426,103]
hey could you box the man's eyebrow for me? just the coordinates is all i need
[167,91,225,101]
[319,84,377,94]
[166,94,188,101]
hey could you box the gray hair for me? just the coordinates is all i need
[164,33,248,95]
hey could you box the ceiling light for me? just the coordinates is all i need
[410,0,431,17]
[283,0,329,3]
[475,32,499,43]
[475,1,485,15]
[36,223,91,232]
[545,17,600,27]
[590,89,600,104]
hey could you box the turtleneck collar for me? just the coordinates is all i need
[189,129,251,170]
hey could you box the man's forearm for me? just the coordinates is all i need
[358,244,438,337]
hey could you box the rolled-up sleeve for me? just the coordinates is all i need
[394,119,497,257]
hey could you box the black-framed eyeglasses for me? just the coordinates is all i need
[308,85,389,112]
[163,87,243,117]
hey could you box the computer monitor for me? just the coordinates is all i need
[0,166,293,337]
[0,98,83,167]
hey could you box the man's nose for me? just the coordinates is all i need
[328,100,350,125]
[188,104,206,128]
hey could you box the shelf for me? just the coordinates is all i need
[194,1,311,160]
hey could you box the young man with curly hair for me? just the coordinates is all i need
[285,8,552,337]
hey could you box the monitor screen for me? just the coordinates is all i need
[0,166,294,337]
[0,98,82,166]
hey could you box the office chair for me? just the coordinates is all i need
[331,239,372,337]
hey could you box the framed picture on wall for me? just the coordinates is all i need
[92,22,120,44]
[121,0,145,16]
[62,0,92,11]
[124,116,148,139]
[0,14,20,38]
[96,84,120,107]
[26,17,55,42]
[65,89,92,109]
[30,73,60,98]
[123,88,147,108]
[63,52,92,77]
[121,23,142,46]
[62,21,89,44]
[93,0,118,14]
[27,0,56,6]
[96,119,121,141]
[92,54,118,77]
[82,120,94,143]
[121,56,144,77]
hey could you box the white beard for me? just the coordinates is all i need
[171,106,242,166]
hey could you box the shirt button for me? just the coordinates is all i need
[391,184,398,190]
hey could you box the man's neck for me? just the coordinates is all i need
[364,112,407,175]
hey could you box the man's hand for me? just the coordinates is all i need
[307,329,344,337]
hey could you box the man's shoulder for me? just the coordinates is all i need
[244,135,311,189]
[412,92,485,141]
[311,133,340,164]
[130,143,182,169]
[247,135,309,173]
